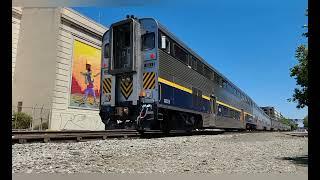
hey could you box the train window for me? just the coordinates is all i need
[211,71,215,80]
[230,109,234,119]
[223,106,229,117]
[222,80,227,88]
[197,60,204,75]
[104,43,110,58]
[204,66,213,80]
[159,32,171,54]
[234,111,238,119]
[173,44,188,64]
[203,66,208,77]
[190,56,197,70]
[214,74,222,87]
[142,32,155,51]
[164,38,171,53]
[236,112,240,120]
[228,84,233,93]
[187,55,192,67]
[214,73,218,83]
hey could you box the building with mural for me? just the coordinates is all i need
[12,7,108,130]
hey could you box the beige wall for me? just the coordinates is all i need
[12,7,61,111]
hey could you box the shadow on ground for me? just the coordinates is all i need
[280,155,308,167]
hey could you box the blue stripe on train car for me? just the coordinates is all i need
[173,86,193,110]
[159,82,174,104]
[159,82,211,114]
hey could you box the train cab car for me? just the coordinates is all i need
[99,16,282,132]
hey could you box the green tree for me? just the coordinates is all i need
[303,115,308,128]
[288,9,308,109]
[280,117,298,130]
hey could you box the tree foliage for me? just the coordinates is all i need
[303,115,308,128]
[280,117,298,130]
[288,9,308,109]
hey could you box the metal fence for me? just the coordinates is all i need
[12,105,51,131]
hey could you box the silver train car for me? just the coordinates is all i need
[99,16,291,132]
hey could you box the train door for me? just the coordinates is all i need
[211,96,216,114]
[240,109,245,129]
[209,96,216,127]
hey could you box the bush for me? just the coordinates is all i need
[12,112,32,129]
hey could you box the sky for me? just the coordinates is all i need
[72,0,308,121]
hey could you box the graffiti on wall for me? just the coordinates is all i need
[69,40,101,109]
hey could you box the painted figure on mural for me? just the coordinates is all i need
[80,60,100,106]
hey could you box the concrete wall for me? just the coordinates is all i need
[12,7,61,111]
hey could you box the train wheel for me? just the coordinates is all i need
[246,124,250,130]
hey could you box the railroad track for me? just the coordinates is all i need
[12,129,225,144]
[284,132,308,137]
[12,129,291,144]
[12,129,140,144]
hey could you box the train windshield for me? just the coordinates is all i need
[112,22,132,70]
[142,32,155,50]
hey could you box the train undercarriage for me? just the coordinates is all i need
[100,104,275,132]
[100,104,204,132]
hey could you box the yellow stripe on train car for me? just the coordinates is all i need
[216,100,241,112]
[158,77,192,94]
[158,77,252,114]
[202,95,210,100]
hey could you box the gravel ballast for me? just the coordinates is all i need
[12,132,308,174]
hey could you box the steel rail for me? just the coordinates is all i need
[12,129,294,144]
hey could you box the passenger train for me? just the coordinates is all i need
[99,16,291,132]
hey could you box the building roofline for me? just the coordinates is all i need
[65,7,108,31]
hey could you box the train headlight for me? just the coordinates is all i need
[139,90,146,97]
